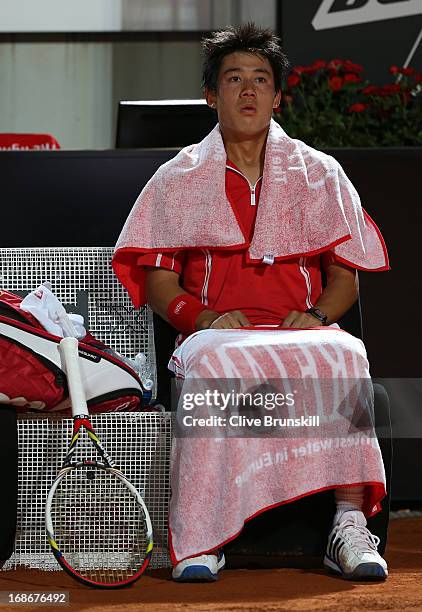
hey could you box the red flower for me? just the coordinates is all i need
[293,64,320,74]
[344,73,362,84]
[390,65,414,76]
[328,59,344,70]
[343,60,363,73]
[363,85,379,96]
[378,84,402,96]
[328,76,344,91]
[311,60,327,71]
[287,74,301,88]
[415,74,422,83]
[348,103,368,113]
[401,67,415,76]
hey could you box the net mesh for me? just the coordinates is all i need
[0,248,172,570]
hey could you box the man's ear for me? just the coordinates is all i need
[273,90,282,109]
[205,87,217,109]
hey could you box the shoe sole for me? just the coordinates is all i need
[324,555,388,581]
[173,565,219,582]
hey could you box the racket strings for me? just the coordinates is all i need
[50,466,149,582]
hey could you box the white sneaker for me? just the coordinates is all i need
[324,511,388,581]
[172,550,225,582]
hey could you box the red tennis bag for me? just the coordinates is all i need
[0,289,145,414]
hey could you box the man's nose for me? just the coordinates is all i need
[240,80,256,97]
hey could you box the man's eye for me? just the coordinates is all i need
[229,76,241,82]
[256,77,266,83]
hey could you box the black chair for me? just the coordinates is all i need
[0,405,18,566]
[153,295,392,568]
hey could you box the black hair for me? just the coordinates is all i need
[202,23,289,94]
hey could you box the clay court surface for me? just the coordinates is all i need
[0,518,420,612]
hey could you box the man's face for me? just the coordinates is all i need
[206,52,281,139]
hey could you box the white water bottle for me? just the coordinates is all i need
[134,353,154,391]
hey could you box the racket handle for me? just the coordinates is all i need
[60,337,89,417]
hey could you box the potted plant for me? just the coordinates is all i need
[274,59,422,147]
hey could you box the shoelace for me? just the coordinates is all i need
[333,518,380,554]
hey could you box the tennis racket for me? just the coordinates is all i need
[45,336,153,588]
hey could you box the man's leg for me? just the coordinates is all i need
[168,328,387,580]
[324,485,388,580]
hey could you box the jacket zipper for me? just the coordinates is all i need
[226,165,261,207]
[250,186,256,206]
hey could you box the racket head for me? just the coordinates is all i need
[45,462,153,589]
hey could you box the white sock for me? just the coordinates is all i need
[333,486,365,526]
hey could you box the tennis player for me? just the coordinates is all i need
[113,23,389,582]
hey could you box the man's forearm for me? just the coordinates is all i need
[316,265,359,325]
[282,262,358,328]
[145,271,186,322]
[145,268,219,330]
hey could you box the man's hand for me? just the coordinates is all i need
[196,309,251,330]
[281,311,324,328]
[282,262,359,328]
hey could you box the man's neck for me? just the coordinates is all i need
[222,129,268,185]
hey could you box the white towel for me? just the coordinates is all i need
[113,119,389,308]
[167,327,386,564]
[20,283,86,339]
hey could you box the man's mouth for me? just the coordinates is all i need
[239,105,257,115]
